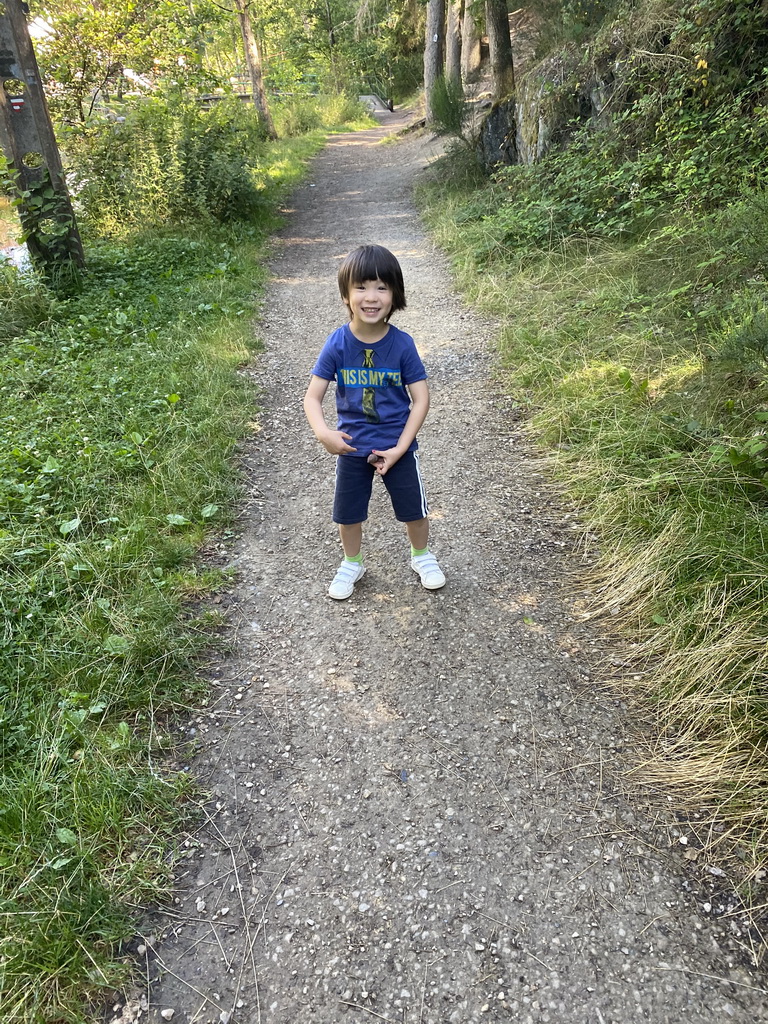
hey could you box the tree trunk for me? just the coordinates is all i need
[460,0,482,85]
[445,0,462,86]
[423,0,445,127]
[323,0,340,91]
[234,0,277,139]
[485,0,515,99]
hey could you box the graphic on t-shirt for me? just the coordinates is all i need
[362,348,380,424]
[337,367,402,386]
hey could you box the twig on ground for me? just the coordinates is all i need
[209,921,232,970]
[435,879,465,893]
[150,951,224,1009]
[650,965,768,995]
[542,759,603,779]
[637,914,669,938]
[339,1001,397,1022]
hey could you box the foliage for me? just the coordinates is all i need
[28,0,426,123]
[57,92,368,235]
[429,74,472,141]
[0,128,324,1020]
[30,0,226,122]
[1,163,83,283]
[417,140,768,855]
[0,262,53,344]
[62,97,270,234]
[272,91,371,137]
[290,0,423,101]
[491,0,768,246]
[526,0,621,52]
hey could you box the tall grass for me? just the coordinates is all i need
[417,155,768,862]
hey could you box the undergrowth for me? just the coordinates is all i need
[0,129,328,1020]
[416,147,768,864]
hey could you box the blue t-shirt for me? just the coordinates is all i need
[311,323,427,457]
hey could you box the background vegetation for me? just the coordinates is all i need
[418,0,768,874]
[27,0,424,120]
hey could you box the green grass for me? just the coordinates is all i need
[416,151,768,864]
[0,128,328,1021]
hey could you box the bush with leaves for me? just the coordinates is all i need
[64,97,268,234]
[487,0,768,250]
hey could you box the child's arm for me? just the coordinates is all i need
[371,379,430,475]
[303,375,357,455]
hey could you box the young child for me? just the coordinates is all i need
[303,244,446,600]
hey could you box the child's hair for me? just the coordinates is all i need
[337,244,407,316]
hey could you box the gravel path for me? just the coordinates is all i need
[122,112,768,1024]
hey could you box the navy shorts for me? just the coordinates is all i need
[333,450,429,525]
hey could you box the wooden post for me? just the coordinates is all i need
[0,0,84,273]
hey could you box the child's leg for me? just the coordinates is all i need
[328,457,373,600]
[405,517,429,552]
[382,453,445,589]
[339,522,363,558]
[333,457,374,534]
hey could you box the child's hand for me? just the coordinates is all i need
[368,448,400,475]
[320,429,356,455]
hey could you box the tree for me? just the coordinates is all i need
[30,0,223,122]
[485,0,514,99]
[1,0,83,276]
[445,0,462,86]
[460,0,481,85]
[423,0,445,126]
[232,0,276,138]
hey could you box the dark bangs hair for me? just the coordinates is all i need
[337,244,407,315]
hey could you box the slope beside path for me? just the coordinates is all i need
[117,113,768,1024]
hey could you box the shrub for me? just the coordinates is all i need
[316,91,371,128]
[430,75,472,141]
[273,95,323,137]
[64,97,268,234]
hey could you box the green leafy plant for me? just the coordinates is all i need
[63,97,269,233]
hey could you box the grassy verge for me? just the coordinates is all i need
[0,130,327,1022]
[416,149,768,864]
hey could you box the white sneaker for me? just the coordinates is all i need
[328,559,365,600]
[411,551,446,590]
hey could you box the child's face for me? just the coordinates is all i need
[344,277,394,328]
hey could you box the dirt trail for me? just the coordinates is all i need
[125,114,768,1024]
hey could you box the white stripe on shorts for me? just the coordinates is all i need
[414,450,429,518]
